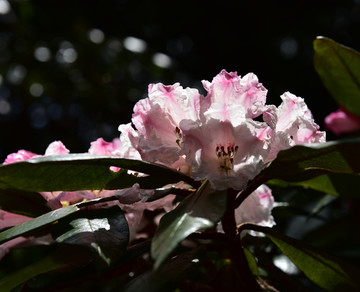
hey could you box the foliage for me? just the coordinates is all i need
[0,36,360,291]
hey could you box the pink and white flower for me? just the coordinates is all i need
[263,92,326,162]
[180,118,269,191]
[324,107,360,135]
[124,70,325,191]
[4,150,38,164]
[201,70,268,120]
[3,140,69,165]
[130,82,202,167]
[235,184,275,236]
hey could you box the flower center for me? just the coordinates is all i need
[216,144,238,174]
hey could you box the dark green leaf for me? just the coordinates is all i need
[244,247,259,276]
[0,245,90,292]
[239,223,360,291]
[314,36,360,116]
[0,205,79,244]
[0,189,50,217]
[53,206,129,265]
[0,193,125,244]
[0,154,197,192]
[124,248,200,292]
[263,138,360,181]
[269,173,360,199]
[308,194,337,219]
[151,180,226,269]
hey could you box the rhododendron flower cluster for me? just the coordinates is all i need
[122,70,325,191]
[1,69,326,251]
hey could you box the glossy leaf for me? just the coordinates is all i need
[269,173,360,199]
[314,36,360,116]
[151,180,227,269]
[263,138,360,182]
[236,138,360,207]
[239,223,360,291]
[0,154,197,192]
[0,194,122,244]
[53,206,129,265]
[0,205,79,244]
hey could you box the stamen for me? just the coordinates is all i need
[216,143,238,174]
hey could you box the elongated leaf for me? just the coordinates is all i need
[0,154,197,192]
[0,189,50,217]
[125,248,200,292]
[151,180,226,269]
[244,247,259,276]
[263,138,360,182]
[239,223,360,291]
[53,206,129,265]
[0,245,90,292]
[0,193,128,244]
[269,173,360,199]
[0,205,79,244]
[314,36,360,116]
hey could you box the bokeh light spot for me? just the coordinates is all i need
[29,83,44,97]
[56,42,78,64]
[34,46,51,62]
[88,28,105,44]
[279,36,298,59]
[6,65,26,85]
[0,99,10,115]
[273,254,299,275]
[0,0,10,15]
[152,53,172,68]
[123,36,147,53]
[28,103,48,129]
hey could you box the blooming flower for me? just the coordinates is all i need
[124,70,325,191]
[263,92,326,162]
[129,82,201,168]
[178,70,272,190]
[235,184,275,236]
[324,107,360,135]
[180,118,269,191]
[201,70,268,120]
[3,140,69,165]
[88,137,121,156]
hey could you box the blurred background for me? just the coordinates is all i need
[0,0,359,161]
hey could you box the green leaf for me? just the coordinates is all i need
[239,223,360,291]
[0,189,50,217]
[244,247,259,276]
[263,138,360,182]
[0,205,80,244]
[308,194,337,218]
[151,180,226,269]
[0,193,126,244]
[269,173,360,199]
[0,245,90,292]
[53,206,129,265]
[0,154,197,192]
[314,36,360,116]
[124,248,200,292]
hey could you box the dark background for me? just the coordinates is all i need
[0,0,359,161]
